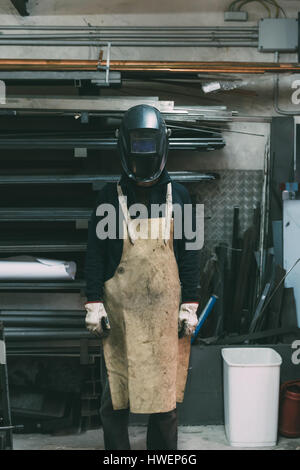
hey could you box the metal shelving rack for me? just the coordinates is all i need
[0,36,225,357]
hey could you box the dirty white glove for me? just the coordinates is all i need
[85,302,110,337]
[178,303,199,338]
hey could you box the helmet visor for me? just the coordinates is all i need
[127,131,160,179]
[130,132,157,154]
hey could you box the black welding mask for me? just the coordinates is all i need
[117,104,169,184]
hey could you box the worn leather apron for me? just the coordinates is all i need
[102,182,191,414]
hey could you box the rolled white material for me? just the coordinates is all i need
[0,256,76,280]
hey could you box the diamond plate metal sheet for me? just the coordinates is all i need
[188,170,263,255]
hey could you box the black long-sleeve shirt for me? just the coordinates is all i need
[84,169,200,303]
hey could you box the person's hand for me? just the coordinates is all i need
[178,303,199,338]
[85,302,110,337]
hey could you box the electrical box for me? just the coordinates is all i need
[224,11,248,22]
[258,18,298,52]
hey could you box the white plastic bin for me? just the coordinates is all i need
[221,347,282,447]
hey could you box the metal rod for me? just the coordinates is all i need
[5,329,93,340]
[0,310,85,316]
[0,243,87,253]
[0,137,224,149]
[0,172,217,184]
[0,59,296,73]
[0,325,13,449]
[0,33,258,39]
[0,40,258,47]
[0,282,85,290]
[0,25,259,31]
[0,207,92,220]
[0,317,85,327]
[0,425,23,431]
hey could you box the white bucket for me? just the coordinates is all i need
[221,347,282,447]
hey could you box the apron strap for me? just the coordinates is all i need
[117,183,136,245]
[164,182,172,245]
[117,181,173,245]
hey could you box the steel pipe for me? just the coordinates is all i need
[0,25,259,31]
[0,33,259,39]
[0,243,87,253]
[0,40,258,47]
[0,137,224,149]
[5,328,93,340]
[0,172,217,184]
[0,310,85,316]
[0,317,85,327]
[0,281,85,290]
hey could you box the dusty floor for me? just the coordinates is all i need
[13,426,300,450]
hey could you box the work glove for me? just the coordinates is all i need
[85,301,110,338]
[178,302,199,338]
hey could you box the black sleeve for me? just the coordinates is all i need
[84,189,107,302]
[177,185,201,303]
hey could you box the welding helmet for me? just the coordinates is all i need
[117,104,170,184]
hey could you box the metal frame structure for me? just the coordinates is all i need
[0,25,229,361]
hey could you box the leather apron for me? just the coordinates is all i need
[102,182,191,414]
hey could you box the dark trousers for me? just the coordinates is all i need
[100,378,178,450]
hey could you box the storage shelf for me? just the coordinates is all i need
[0,137,225,150]
[0,242,86,252]
[0,281,86,291]
[0,208,92,221]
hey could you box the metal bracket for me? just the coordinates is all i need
[74,79,82,88]
[92,181,107,191]
[80,113,89,124]
[76,220,88,230]
[74,147,87,158]
[97,42,112,87]
[79,288,86,298]
[97,49,104,70]
[80,339,94,365]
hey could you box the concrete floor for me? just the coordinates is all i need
[13,426,300,451]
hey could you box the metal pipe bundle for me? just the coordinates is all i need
[0,25,259,47]
[0,59,297,74]
[0,310,90,341]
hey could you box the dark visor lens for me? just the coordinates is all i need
[131,138,156,154]
[128,155,159,179]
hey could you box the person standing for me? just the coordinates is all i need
[84,104,200,450]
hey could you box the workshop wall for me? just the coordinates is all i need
[1,0,299,170]
[0,0,298,309]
